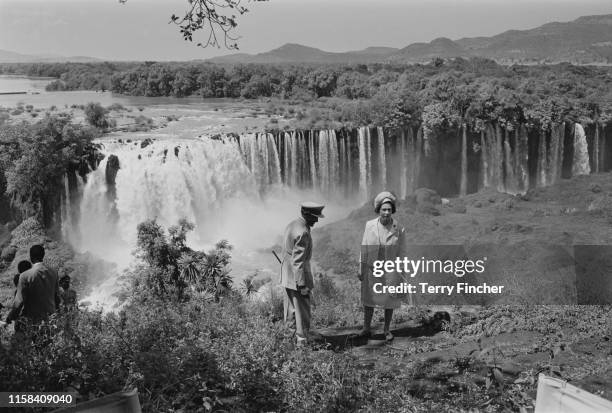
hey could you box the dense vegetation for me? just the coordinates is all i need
[1,59,611,132]
[0,219,414,412]
[1,215,610,412]
[0,115,101,228]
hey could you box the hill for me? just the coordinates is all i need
[207,13,612,64]
[0,49,101,63]
[454,13,612,64]
[207,43,400,64]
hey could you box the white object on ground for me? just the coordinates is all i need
[535,374,612,413]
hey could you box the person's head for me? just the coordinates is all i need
[17,260,32,274]
[300,202,325,228]
[29,244,45,264]
[374,191,397,224]
[60,275,71,289]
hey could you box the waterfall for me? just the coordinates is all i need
[400,129,407,199]
[61,173,83,246]
[600,124,606,173]
[593,123,600,173]
[480,130,488,189]
[503,132,516,193]
[548,123,564,185]
[407,127,416,195]
[415,126,423,190]
[377,126,387,190]
[518,125,529,192]
[481,124,503,190]
[358,127,368,199]
[345,131,353,196]
[238,133,282,191]
[297,131,306,187]
[339,135,346,196]
[572,123,591,176]
[282,132,291,186]
[317,130,330,194]
[537,129,548,187]
[329,130,339,194]
[68,122,601,265]
[315,129,340,195]
[495,124,504,192]
[308,132,317,189]
[290,131,298,186]
[460,124,467,196]
[78,139,259,258]
[268,133,282,185]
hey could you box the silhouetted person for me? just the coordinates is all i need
[59,275,77,311]
[5,260,33,328]
[13,260,32,295]
[6,245,60,328]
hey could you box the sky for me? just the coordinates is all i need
[0,0,610,61]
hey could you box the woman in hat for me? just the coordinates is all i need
[356,191,406,342]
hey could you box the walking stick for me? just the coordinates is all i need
[272,250,281,264]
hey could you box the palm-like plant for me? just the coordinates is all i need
[241,278,258,298]
[178,253,201,284]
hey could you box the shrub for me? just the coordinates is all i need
[84,102,110,129]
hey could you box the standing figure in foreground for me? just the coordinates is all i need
[357,191,407,342]
[7,245,60,327]
[280,202,325,345]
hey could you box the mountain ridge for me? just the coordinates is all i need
[206,13,612,65]
[1,13,611,64]
[0,49,101,63]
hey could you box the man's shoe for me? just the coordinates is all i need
[349,330,371,339]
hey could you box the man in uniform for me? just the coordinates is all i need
[6,244,60,328]
[280,202,324,345]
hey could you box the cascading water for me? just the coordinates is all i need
[69,133,368,307]
[572,123,591,176]
[358,127,369,199]
[377,126,387,190]
[61,121,598,308]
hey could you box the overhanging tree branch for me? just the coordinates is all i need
[119,0,267,50]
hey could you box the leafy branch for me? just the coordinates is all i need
[119,0,268,49]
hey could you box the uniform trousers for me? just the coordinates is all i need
[284,288,311,342]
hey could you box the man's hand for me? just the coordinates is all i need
[298,286,310,296]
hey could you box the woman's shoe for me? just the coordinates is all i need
[384,331,394,342]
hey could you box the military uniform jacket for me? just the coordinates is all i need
[280,217,314,290]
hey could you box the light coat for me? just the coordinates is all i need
[280,217,314,290]
[360,217,407,309]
